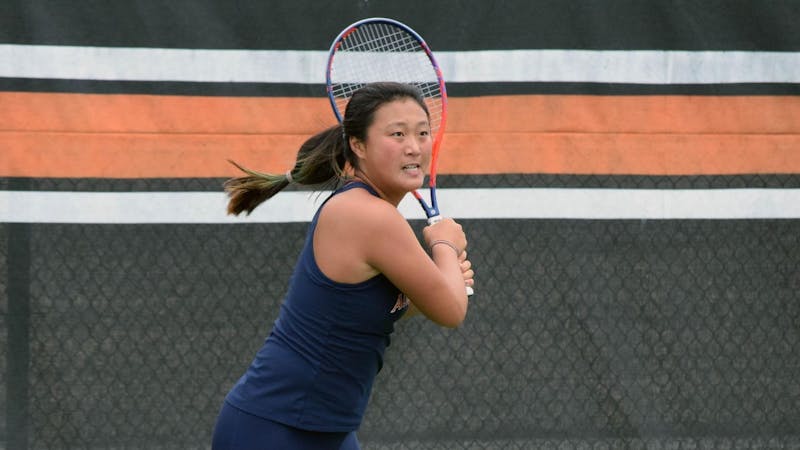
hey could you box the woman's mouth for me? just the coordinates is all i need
[402,164,421,174]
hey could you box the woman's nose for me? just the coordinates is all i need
[406,139,421,155]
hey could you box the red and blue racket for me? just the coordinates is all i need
[325,17,448,224]
[326,18,472,296]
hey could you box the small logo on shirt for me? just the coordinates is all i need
[390,293,410,314]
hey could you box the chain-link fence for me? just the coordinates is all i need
[2,175,800,449]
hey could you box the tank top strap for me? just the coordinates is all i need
[311,180,380,225]
[338,180,379,197]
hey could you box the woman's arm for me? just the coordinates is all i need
[403,250,474,320]
[362,203,470,328]
[315,189,472,327]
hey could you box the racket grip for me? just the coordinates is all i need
[466,286,474,296]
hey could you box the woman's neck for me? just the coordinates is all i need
[350,171,401,207]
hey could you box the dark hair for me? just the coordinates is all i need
[225,82,429,215]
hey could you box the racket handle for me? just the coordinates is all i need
[466,286,474,296]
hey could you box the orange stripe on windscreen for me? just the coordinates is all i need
[2,92,799,177]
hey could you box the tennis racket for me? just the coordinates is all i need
[326,17,473,295]
[325,17,447,224]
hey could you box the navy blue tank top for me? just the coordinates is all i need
[225,181,409,432]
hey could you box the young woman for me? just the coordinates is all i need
[212,82,474,449]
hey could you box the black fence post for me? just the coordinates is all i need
[7,221,31,450]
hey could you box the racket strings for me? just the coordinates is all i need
[341,24,417,53]
[330,23,444,136]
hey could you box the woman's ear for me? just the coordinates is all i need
[349,136,366,159]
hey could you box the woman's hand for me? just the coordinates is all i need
[459,250,475,290]
[423,218,473,294]
[422,218,467,255]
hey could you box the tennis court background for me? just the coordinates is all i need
[2,1,800,449]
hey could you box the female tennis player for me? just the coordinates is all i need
[212,82,474,449]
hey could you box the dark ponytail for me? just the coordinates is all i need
[224,125,351,215]
[225,81,427,215]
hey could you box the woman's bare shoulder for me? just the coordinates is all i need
[322,188,406,229]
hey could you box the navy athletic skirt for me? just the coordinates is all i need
[212,402,360,450]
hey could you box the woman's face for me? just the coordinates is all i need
[350,98,432,205]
